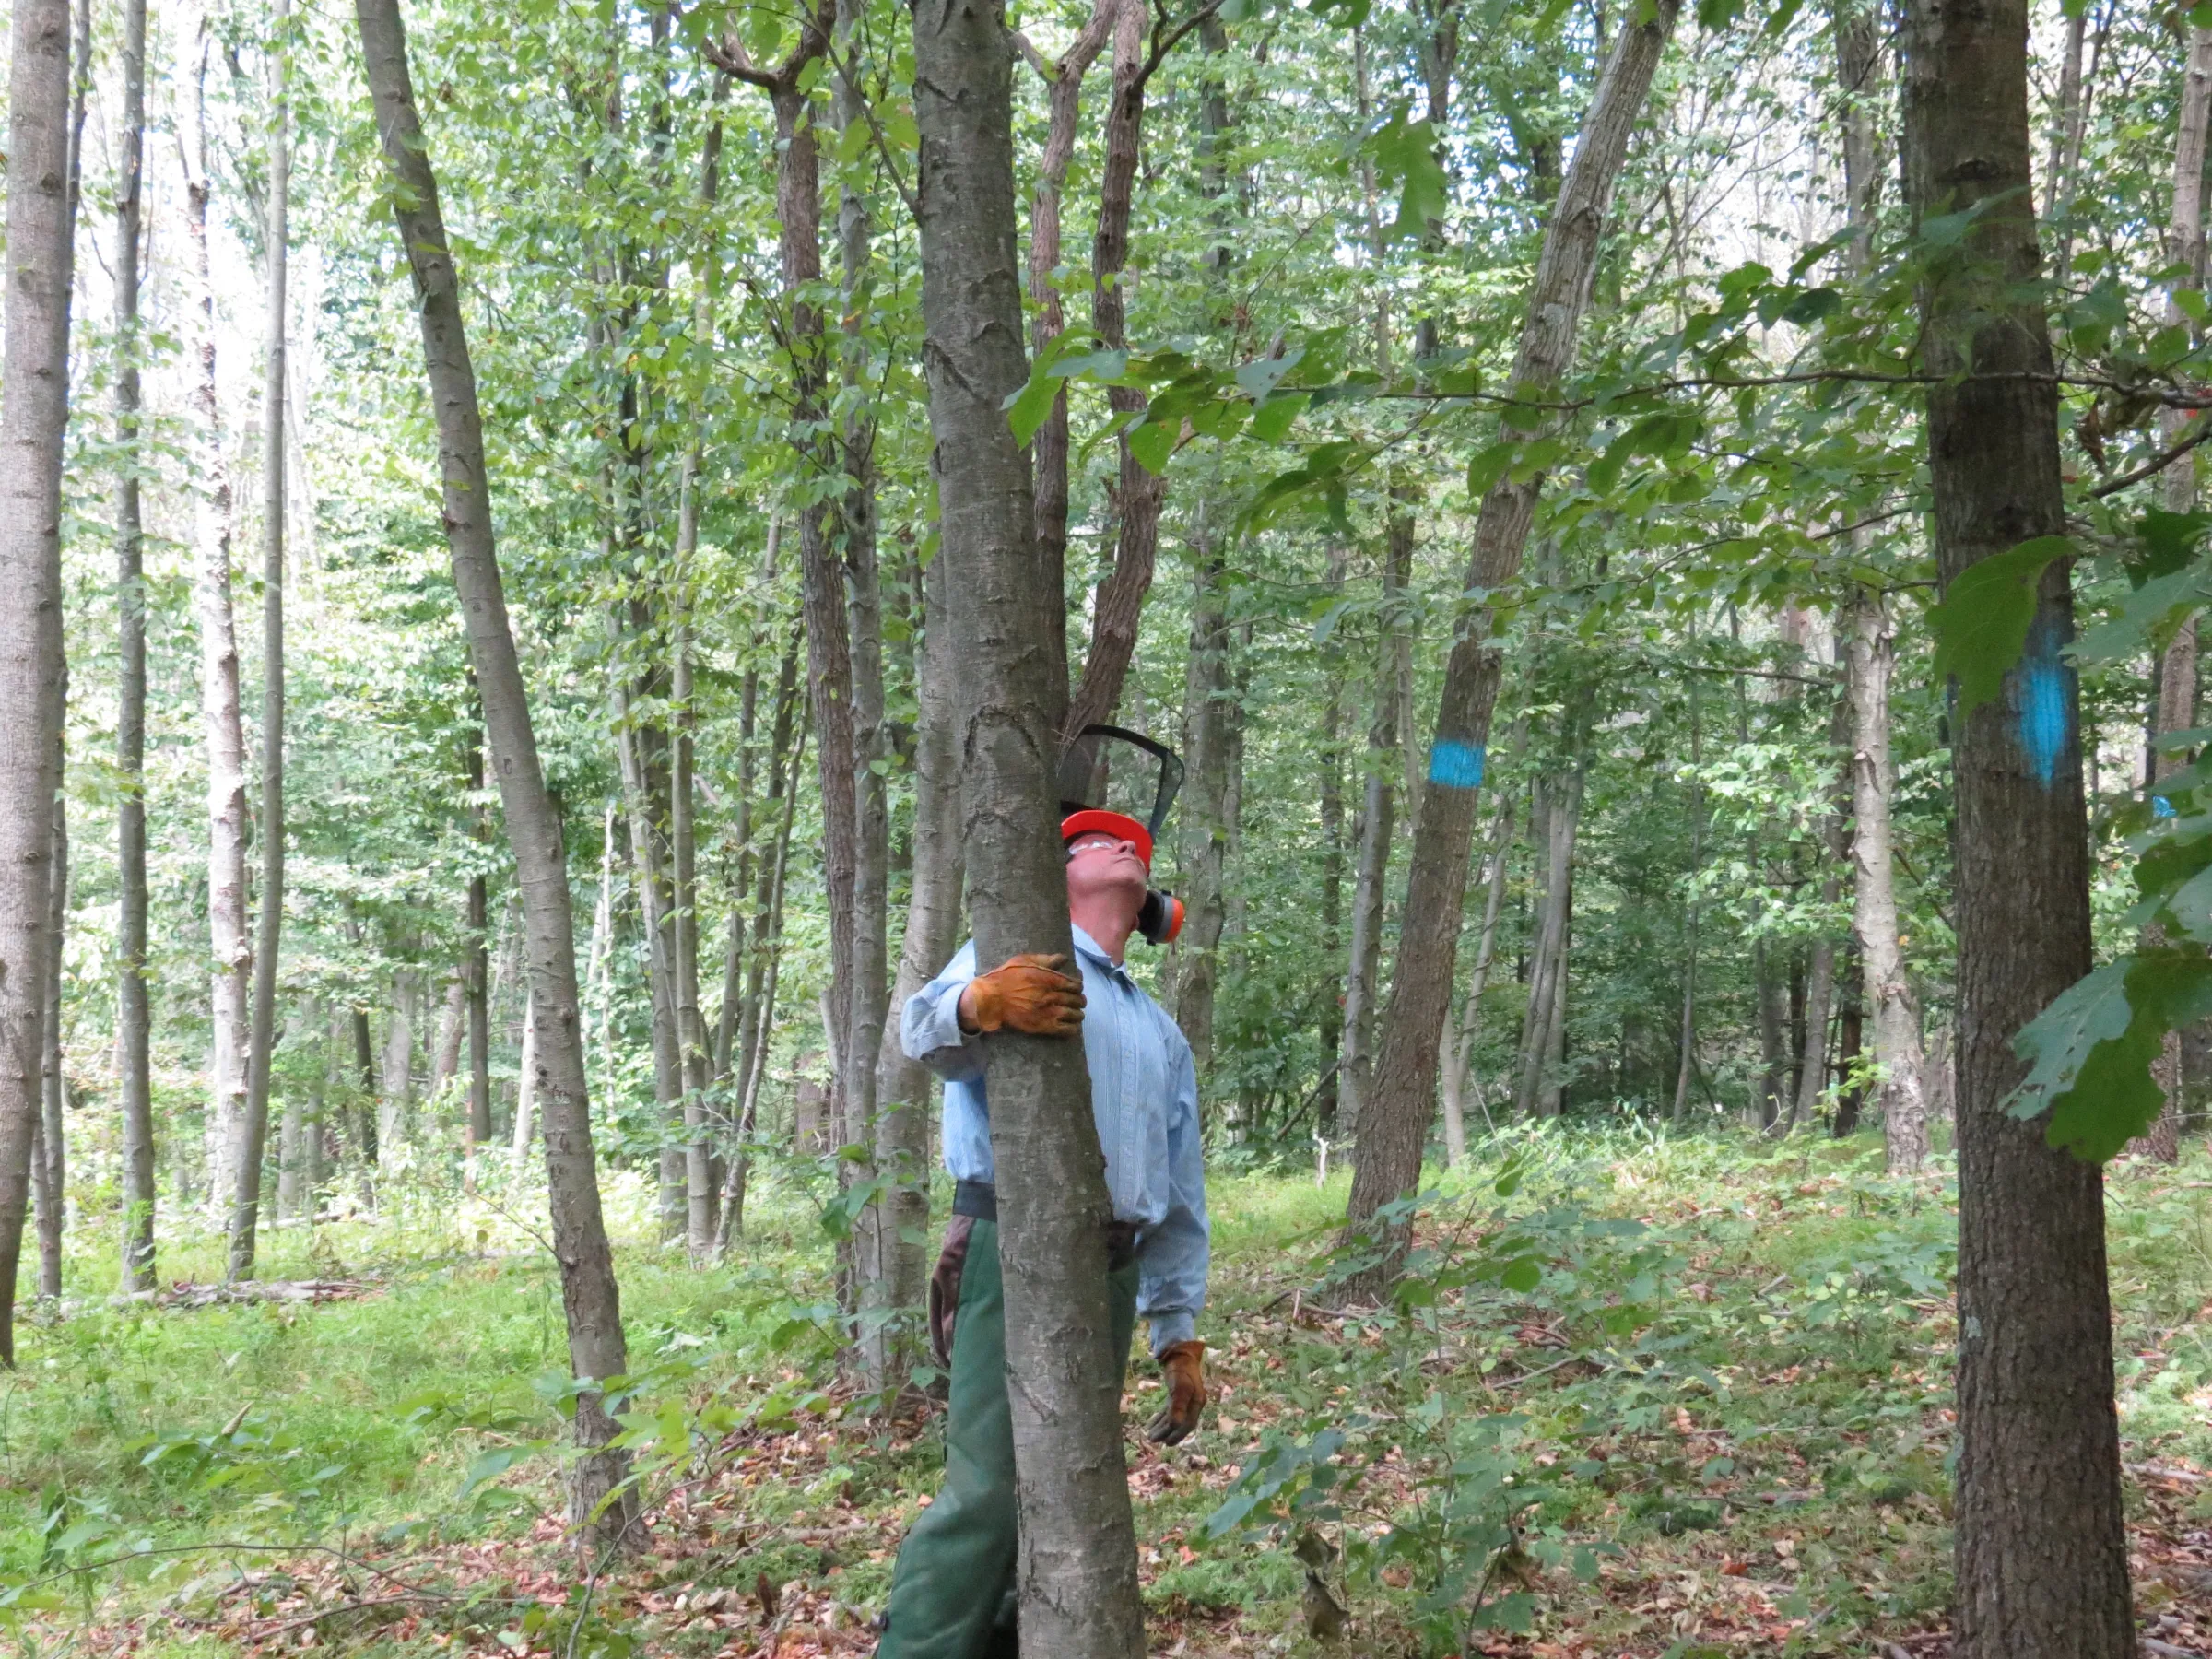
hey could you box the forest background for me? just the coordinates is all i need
[7,0,2212,1647]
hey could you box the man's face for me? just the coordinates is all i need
[1065,829,1148,924]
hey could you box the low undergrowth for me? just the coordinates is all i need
[9,1124,2212,1656]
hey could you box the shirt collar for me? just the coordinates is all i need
[1070,924,1129,979]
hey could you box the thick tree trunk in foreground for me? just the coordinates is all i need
[1344,0,1679,1275]
[355,0,634,1547]
[1899,0,2132,1648]
[236,0,292,1277]
[910,0,1146,1646]
[0,0,74,1363]
[113,0,156,1293]
[186,52,253,1230]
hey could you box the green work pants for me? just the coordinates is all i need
[877,1218,1138,1659]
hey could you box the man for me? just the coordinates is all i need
[875,809,1210,1659]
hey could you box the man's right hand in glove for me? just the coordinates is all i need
[957,953,1085,1038]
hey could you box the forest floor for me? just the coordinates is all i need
[9,1126,2212,1659]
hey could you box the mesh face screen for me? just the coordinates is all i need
[1056,725,1184,841]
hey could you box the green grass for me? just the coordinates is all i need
[10,1127,2212,1655]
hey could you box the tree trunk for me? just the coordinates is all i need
[377,970,418,1161]
[1344,0,1680,1273]
[113,0,155,1296]
[30,0,89,1309]
[511,990,536,1177]
[1844,592,1929,1171]
[1515,770,1583,1120]
[186,44,253,1233]
[2134,22,2212,1165]
[1317,554,1349,1135]
[864,551,963,1392]
[835,10,893,1374]
[1175,531,1232,1074]
[33,774,66,1300]
[1793,676,1848,1131]
[1024,0,1118,699]
[1753,939,1787,1130]
[1063,0,1166,741]
[0,0,73,1363]
[1441,789,1514,1161]
[1342,524,1413,1141]
[614,690,685,1237]
[1898,0,2132,1645]
[911,1,1146,1646]
[355,0,635,1548]
[429,972,465,1103]
[234,0,291,1281]
[465,725,492,1181]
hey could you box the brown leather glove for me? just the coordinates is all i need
[957,953,1085,1038]
[1145,1340,1206,1444]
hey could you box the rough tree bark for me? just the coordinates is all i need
[1343,0,1680,1277]
[0,0,74,1363]
[1898,0,2133,1646]
[235,0,292,1278]
[910,0,1147,1644]
[113,0,156,1293]
[354,0,635,1547]
[185,40,253,1231]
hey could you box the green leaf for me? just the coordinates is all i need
[1128,418,1178,476]
[2073,565,2212,665]
[1372,112,1448,241]
[1250,394,1305,443]
[1928,535,2071,718]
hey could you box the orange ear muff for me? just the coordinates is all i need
[1138,890,1184,946]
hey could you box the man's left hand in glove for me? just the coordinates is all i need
[1145,1340,1207,1444]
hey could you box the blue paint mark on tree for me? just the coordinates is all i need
[2016,618,2072,788]
[1429,740,1486,789]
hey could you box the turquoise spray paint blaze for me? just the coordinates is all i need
[1428,740,1486,789]
[2015,615,2072,789]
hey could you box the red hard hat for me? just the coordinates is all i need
[1061,808,1153,869]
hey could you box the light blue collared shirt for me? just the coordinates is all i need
[900,925,1209,1358]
